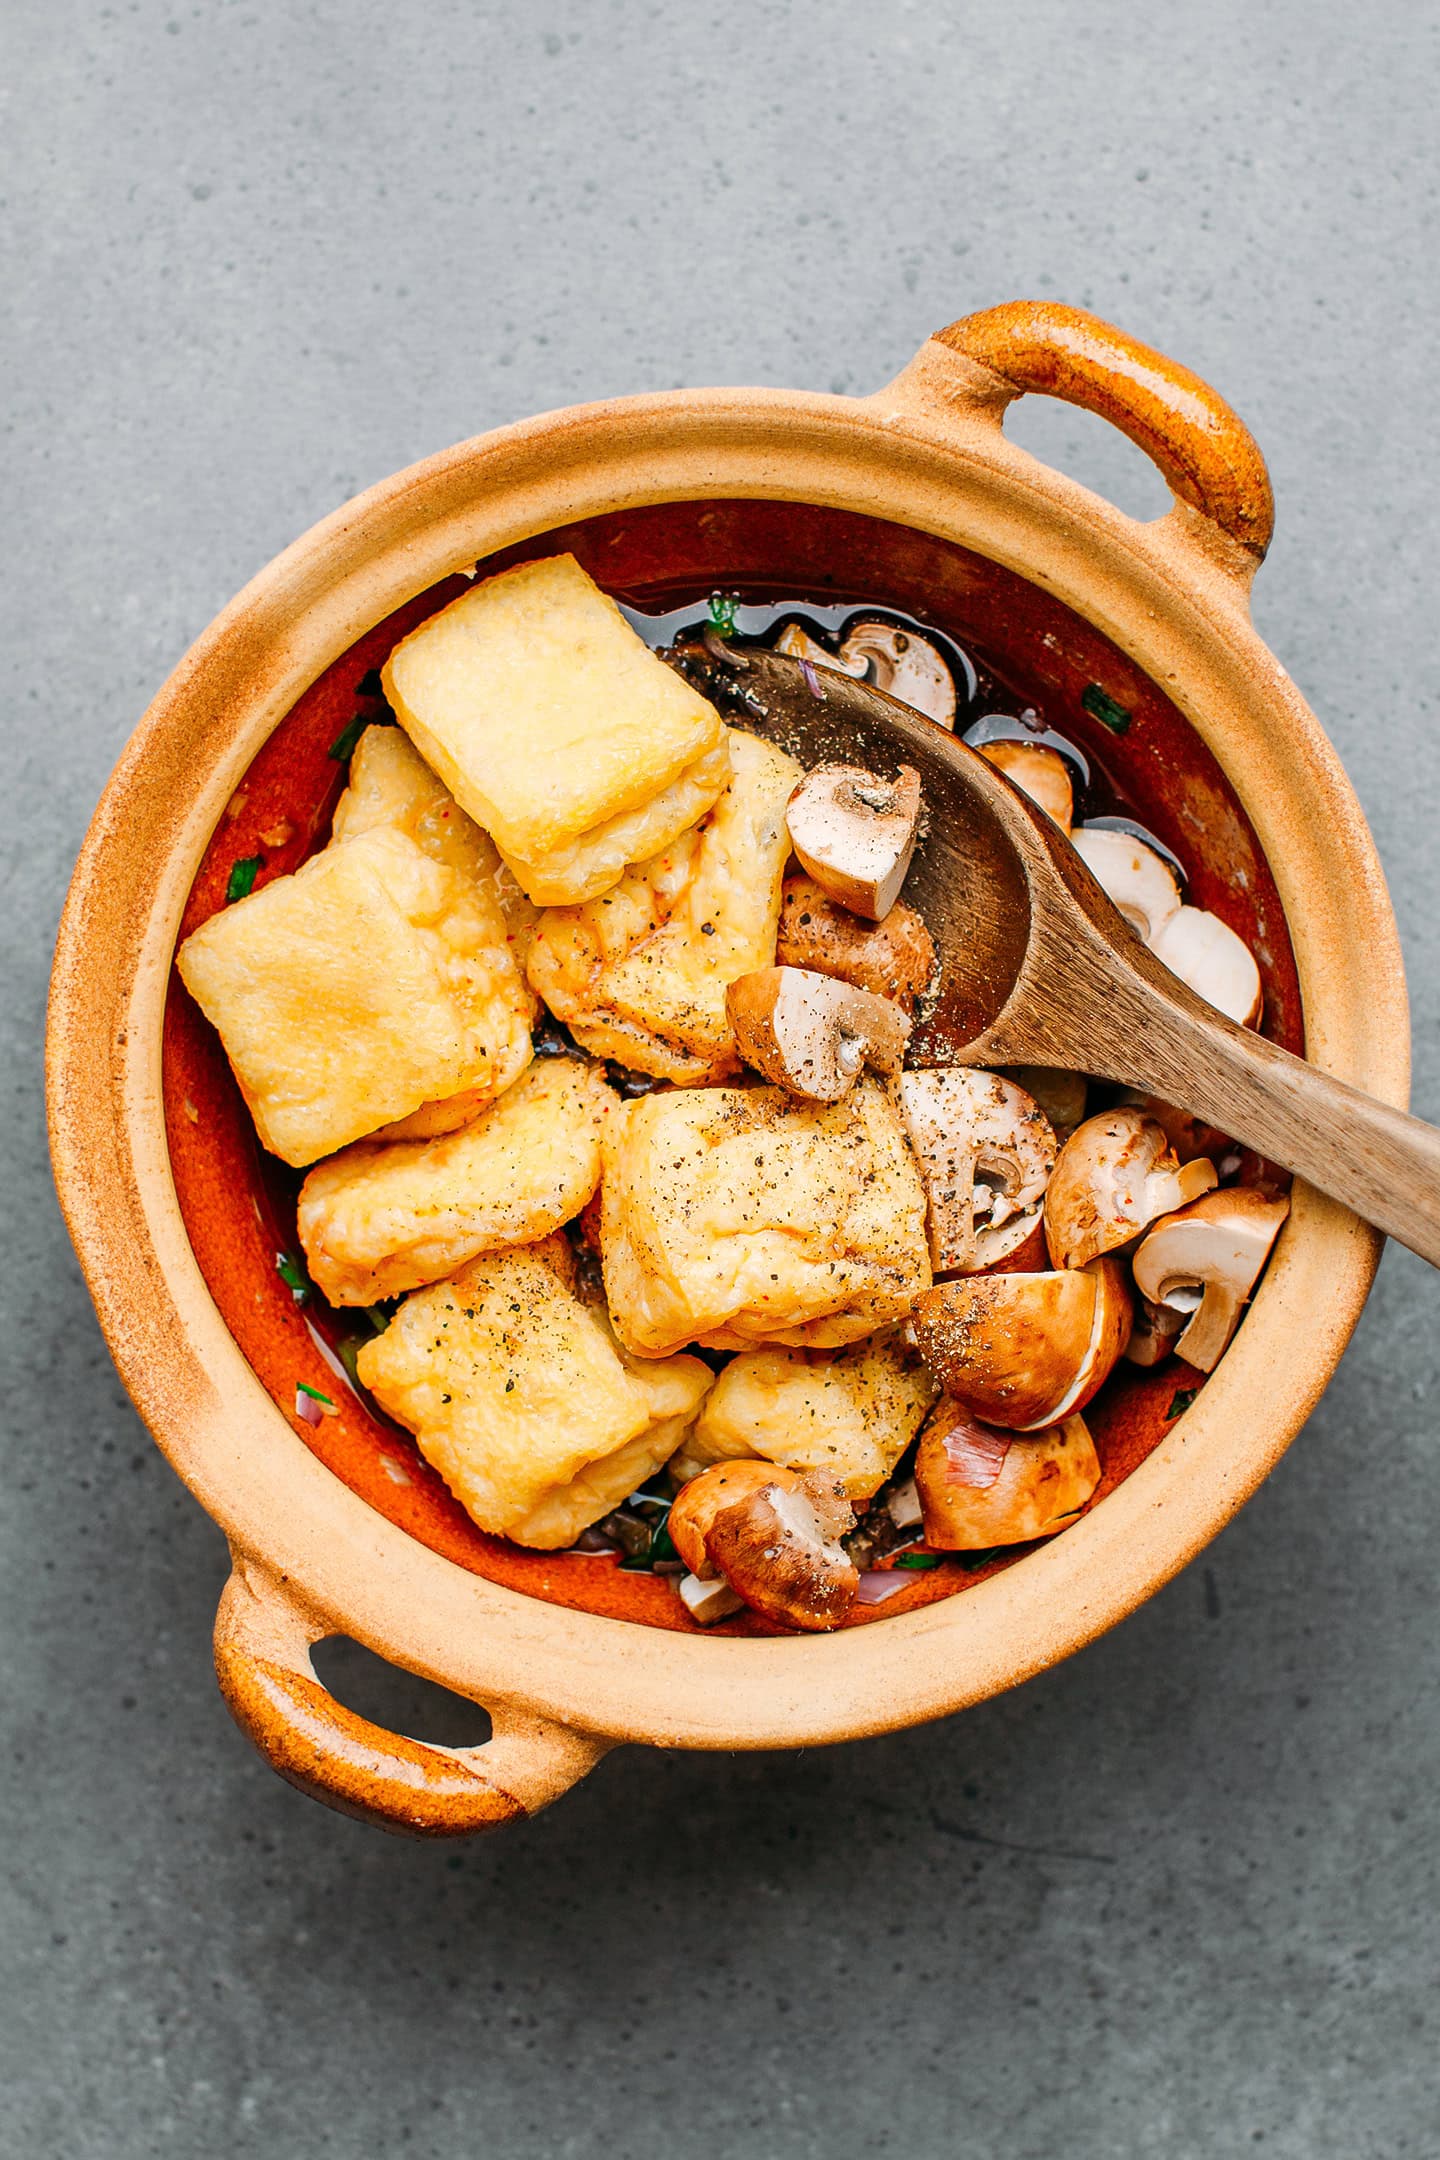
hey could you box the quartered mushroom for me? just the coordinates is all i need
[1044,1108,1218,1270]
[914,1399,1101,1548]
[676,1571,744,1624]
[1070,825,1183,944]
[1131,1187,1291,1372]
[670,1460,859,1631]
[785,762,924,921]
[776,875,937,1015]
[910,1258,1133,1431]
[1151,906,1264,1028]
[898,1068,1056,1273]
[1122,1294,1188,1368]
[1121,1093,1233,1168]
[726,965,911,1101]
[978,741,1074,830]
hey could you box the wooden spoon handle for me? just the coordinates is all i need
[1111,987,1440,1266]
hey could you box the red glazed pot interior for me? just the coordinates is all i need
[162,499,1303,1638]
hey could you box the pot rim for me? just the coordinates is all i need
[47,333,1407,1757]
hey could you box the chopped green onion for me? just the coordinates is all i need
[1081,683,1132,735]
[328,712,371,763]
[707,591,739,639]
[296,1382,335,1407]
[226,855,261,903]
[892,1551,943,1571]
[1167,1386,1199,1419]
[275,1251,311,1305]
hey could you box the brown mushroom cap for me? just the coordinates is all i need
[668,1459,792,1578]
[978,741,1074,831]
[1044,1108,1218,1270]
[726,965,911,1101]
[776,875,937,1015]
[910,1258,1132,1430]
[1150,906,1264,1028]
[1131,1187,1290,1372]
[705,1472,859,1631]
[915,1400,1100,1548]
[785,762,924,922]
[898,1068,1056,1273]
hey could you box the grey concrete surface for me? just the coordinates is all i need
[5,2,1439,2154]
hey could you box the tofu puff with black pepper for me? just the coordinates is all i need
[526,729,802,1084]
[671,1329,940,1500]
[381,554,731,907]
[297,1056,614,1307]
[601,1079,932,1358]
[357,1240,713,1549]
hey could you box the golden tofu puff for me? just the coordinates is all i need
[355,1245,711,1550]
[381,554,730,906]
[602,1080,932,1358]
[672,1330,939,1500]
[527,729,802,1084]
[296,1056,614,1306]
[332,721,542,984]
[177,826,532,1169]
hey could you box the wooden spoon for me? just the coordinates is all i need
[676,638,1440,1268]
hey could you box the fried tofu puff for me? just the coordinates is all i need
[381,555,730,906]
[671,1329,939,1499]
[526,729,802,1084]
[601,1079,932,1357]
[177,827,533,1168]
[333,722,541,988]
[296,1057,614,1306]
[356,1245,711,1549]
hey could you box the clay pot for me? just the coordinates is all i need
[47,303,1408,1835]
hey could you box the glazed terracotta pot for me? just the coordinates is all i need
[47,303,1409,1836]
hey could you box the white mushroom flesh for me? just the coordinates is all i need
[1150,905,1264,1028]
[1131,1189,1290,1372]
[785,763,924,922]
[774,622,867,677]
[979,741,1075,830]
[727,965,911,1101]
[899,1068,1056,1272]
[677,1571,744,1624]
[1044,1108,1218,1270]
[837,619,957,729]
[1070,826,1183,944]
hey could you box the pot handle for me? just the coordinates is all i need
[928,300,1274,563]
[213,1556,611,1838]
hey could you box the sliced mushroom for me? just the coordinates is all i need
[898,1069,1056,1273]
[774,621,867,678]
[1044,1108,1218,1270]
[1131,1187,1291,1372]
[1151,906,1264,1027]
[885,1475,924,1530]
[910,1258,1132,1431]
[837,619,957,729]
[776,875,936,1014]
[1121,1093,1233,1167]
[915,1400,1101,1548]
[1122,1294,1188,1368]
[785,763,924,922]
[978,741,1074,831]
[999,1066,1088,1143]
[705,1471,859,1631]
[677,1571,744,1625]
[1070,826,1183,944]
[668,1459,787,1579]
[726,965,911,1101]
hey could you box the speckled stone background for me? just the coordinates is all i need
[7,2,1439,2154]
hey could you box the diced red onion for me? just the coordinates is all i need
[855,1571,912,1605]
[943,1418,1011,1490]
[799,659,824,699]
[294,1386,324,1427]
